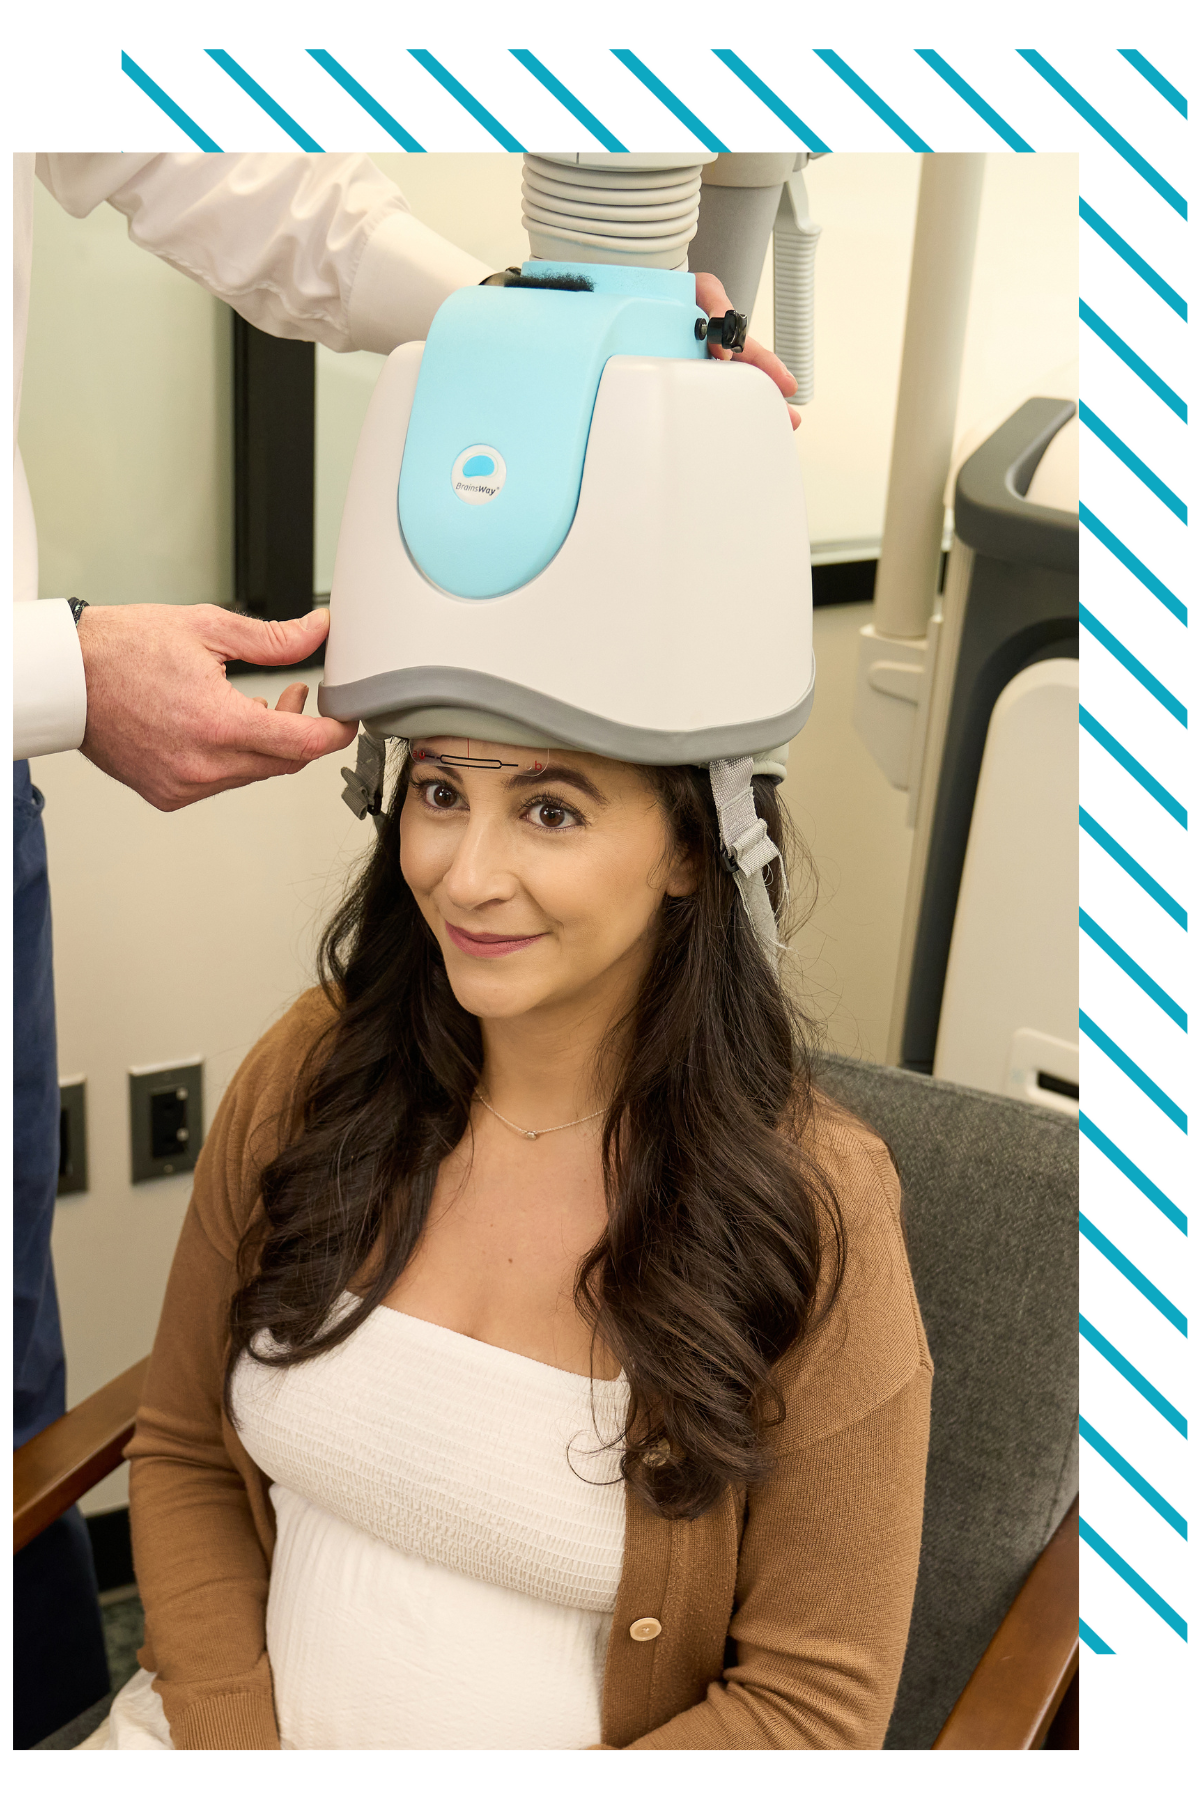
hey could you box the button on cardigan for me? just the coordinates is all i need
[124,988,932,1750]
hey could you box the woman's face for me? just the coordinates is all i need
[399,738,694,1023]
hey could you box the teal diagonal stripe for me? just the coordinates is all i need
[205,49,322,150]
[1079,300,1186,420]
[1079,1517,1188,1639]
[1079,199,1186,320]
[1079,1010,1187,1131]
[509,51,626,150]
[1079,401,1187,522]
[610,50,728,151]
[915,49,1033,149]
[1079,706,1187,825]
[1019,50,1187,217]
[1118,50,1187,117]
[1078,1112,1187,1232]
[1079,605,1186,724]
[1080,1617,1114,1653]
[1080,1213,1187,1333]
[1078,1112,1187,1231]
[712,50,830,150]
[813,49,931,150]
[1079,808,1187,927]
[1079,909,1187,1027]
[121,52,221,149]
[407,50,524,150]
[307,50,423,149]
[1080,1416,1188,1537]
[1078,504,1186,623]
[1079,1314,1187,1435]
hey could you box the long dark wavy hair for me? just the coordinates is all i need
[226,749,844,1520]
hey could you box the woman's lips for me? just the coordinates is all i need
[445,922,547,959]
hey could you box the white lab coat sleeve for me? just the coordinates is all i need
[13,599,86,760]
[34,153,491,353]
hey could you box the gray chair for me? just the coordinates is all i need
[816,1053,1079,1749]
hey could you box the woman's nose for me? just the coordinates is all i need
[439,815,520,911]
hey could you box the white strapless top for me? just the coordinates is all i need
[99,1302,630,1751]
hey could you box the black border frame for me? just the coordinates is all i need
[228,314,321,676]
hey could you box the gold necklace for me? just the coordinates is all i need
[474,1092,605,1142]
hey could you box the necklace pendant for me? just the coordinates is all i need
[525,1130,539,1141]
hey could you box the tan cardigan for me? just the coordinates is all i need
[125,989,932,1751]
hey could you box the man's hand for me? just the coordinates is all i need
[694,272,802,431]
[77,604,357,812]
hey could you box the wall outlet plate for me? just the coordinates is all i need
[129,1061,204,1184]
[58,1077,88,1196]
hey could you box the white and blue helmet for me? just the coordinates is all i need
[320,257,814,956]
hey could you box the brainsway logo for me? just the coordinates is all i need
[452,445,507,505]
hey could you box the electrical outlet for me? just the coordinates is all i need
[58,1077,88,1196]
[129,1061,204,1183]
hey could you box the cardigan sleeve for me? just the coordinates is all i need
[124,990,336,1750]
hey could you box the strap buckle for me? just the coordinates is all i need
[722,817,770,875]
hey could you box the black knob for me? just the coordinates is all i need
[705,309,748,353]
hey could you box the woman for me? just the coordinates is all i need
[105,731,931,1751]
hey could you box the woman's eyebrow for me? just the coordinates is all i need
[506,764,607,804]
[409,761,461,780]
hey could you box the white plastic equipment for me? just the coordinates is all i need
[932,659,1079,1111]
[323,344,812,763]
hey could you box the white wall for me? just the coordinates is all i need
[18,153,1078,1481]
[779,604,914,1061]
[21,179,233,608]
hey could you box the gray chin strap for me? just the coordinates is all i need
[708,756,786,967]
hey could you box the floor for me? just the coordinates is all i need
[101,1590,145,1695]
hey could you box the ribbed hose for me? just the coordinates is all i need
[772,173,822,406]
[522,154,708,269]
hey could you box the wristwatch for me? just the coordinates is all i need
[68,597,88,626]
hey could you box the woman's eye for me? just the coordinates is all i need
[421,782,460,810]
[528,800,575,830]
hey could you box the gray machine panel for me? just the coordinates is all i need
[900,399,1079,1073]
[954,398,1078,572]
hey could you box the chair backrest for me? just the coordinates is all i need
[814,1055,1078,1750]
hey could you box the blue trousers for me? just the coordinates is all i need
[13,761,109,1744]
[13,760,67,1447]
